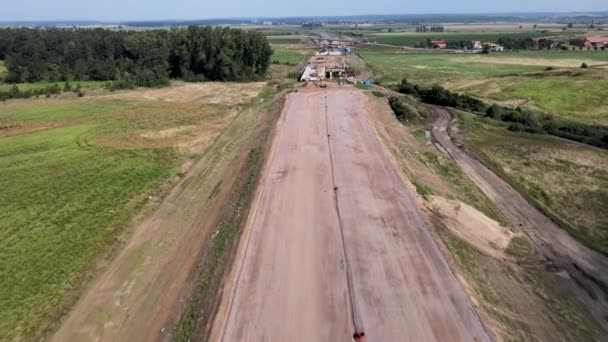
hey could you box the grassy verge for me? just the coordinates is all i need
[459,113,608,255]
[173,91,285,342]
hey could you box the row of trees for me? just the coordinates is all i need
[395,79,608,148]
[0,83,84,102]
[0,26,272,86]
[495,37,537,50]
[415,25,444,32]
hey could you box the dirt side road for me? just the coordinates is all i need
[213,89,489,341]
[431,106,608,330]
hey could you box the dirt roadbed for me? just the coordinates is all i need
[431,106,608,331]
[211,89,489,341]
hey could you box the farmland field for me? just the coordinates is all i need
[459,112,608,254]
[359,48,608,124]
[0,82,267,340]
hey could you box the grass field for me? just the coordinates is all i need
[366,30,580,47]
[459,113,608,255]
[451,70,608,125]
[359,47,608,124]
[360,50,545,84]
[271,43,313,64]
[0,82,267,340]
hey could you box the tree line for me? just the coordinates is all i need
[395,79,608,148]
[415,25,444,32]
[0,26,272,87]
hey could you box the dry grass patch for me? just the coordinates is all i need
[463,117,608,254]
[101,81,266,105]
[451,55,607,68]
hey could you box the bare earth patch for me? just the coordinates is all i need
[100,82,266,105]
[429,196,513,259]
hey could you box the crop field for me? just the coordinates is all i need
[460,113,608,255]
[0,82,267,340]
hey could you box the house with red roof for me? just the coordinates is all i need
[585,36,608,48]
[431,40,447,49]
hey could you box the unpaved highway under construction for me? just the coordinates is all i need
[212,89,489,341]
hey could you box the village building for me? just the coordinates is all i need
[431,40,447,49]
[585,36,608,48]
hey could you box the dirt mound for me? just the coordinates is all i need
[429,196,513,259]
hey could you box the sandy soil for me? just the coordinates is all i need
[212,89,489,341]
[431,106,608,332]
[429,196,513,259]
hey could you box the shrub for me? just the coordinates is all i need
[372,91,385,97]
[581,63,589,68]
[388,96,416,122]
[398,79,418,95]
[287,71,301,79]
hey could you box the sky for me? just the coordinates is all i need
[0,0,606,21]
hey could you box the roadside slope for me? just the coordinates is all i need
[431,105,608,331]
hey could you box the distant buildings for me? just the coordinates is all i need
[472,41,483,50]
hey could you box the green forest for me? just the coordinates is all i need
[0,26,272,87]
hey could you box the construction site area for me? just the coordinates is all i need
[300,48,352,83]
[209,87,490,341]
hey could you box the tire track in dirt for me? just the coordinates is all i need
[324,90,365,340]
